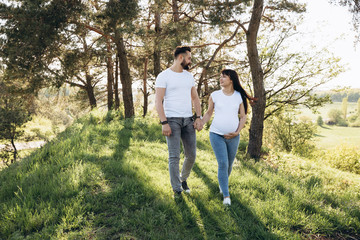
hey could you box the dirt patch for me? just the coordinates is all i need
[0,141,46,151]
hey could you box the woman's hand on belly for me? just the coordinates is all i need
[224,132,239,139]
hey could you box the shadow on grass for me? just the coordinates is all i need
[191,162,279,239]
[89,119,278,239]
[85,118,207,239]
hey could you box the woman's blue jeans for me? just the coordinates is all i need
[209,132,240,198]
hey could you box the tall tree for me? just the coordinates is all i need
[58,30,104,109]
[102,0,139,117]
[0,79,31,164]
[342,96,348,119]
[245,0,266,159]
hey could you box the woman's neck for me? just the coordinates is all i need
[222,86,234,96]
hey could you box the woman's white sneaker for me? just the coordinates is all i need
[223,197,231,206]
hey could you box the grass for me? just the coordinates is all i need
[0,110,359,239]
[315,125,360,149]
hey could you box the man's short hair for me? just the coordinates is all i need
[174,46,191,58]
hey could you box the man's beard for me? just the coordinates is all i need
[181,60,190,70]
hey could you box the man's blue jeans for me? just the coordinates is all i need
[209,132,240,197]
[166,117,196,192]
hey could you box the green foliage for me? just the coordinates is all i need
[265,112,317,157]
[316,116,324,126]
[0,81,32,164]
[20,87,88,142]
[317,144,360,174]
[327,109,348,126]
[0,0,84,91]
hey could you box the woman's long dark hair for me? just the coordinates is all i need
[221,69,256,114]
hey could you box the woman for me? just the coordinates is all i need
[201,69,255,206]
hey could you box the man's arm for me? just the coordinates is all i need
[191,86,202,117]
[155,87,172,136]
[155,87,167,122]
[191,86,203,130]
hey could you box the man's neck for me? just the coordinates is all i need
[170,63,184,73]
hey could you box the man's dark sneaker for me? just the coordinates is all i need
[173,190,182,198]
[181,181,190,193]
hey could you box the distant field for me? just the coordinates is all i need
[314,125,360,149]
[298,102,360,149]
[299,102,358,121]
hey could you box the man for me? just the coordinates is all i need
[155,46,203,197]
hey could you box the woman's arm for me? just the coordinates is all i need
[235,102,246,134]
[201,96,214,125]
[224,103,246,139]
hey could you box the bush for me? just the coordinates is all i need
[350,119,360,127]
[320,144,360,174]
[317,116,324,126]
[348,114,358,123]
[265,113,317,157]
[337,118,349,127]
[328,109,343,123]
[327,109,348,126]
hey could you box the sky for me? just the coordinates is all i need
[299,0,360,90]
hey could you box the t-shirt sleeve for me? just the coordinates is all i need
[239,93,243,105]
[191,74,195,87]
[155,72,166,88]
[210,91,216,103]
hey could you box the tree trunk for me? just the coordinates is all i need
[172,0,181,46]
[172,0,180,22]
[116,36,134,118]
[114,56,120,110]
[106,37,114,110]
[85,74,97,109]
[10,137,17,163]
[246,0,266,160]
[154,5,161,77]
[143,57,149,117]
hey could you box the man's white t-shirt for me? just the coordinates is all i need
[210,90,243,135]
[155,68,195,118]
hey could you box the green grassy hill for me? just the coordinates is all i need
[1,111,359,239]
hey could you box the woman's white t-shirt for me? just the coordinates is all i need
[209,90,243,135]
[155,68,195,117]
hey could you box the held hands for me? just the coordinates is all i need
[193,118,204,131]
[224,132,239,139]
